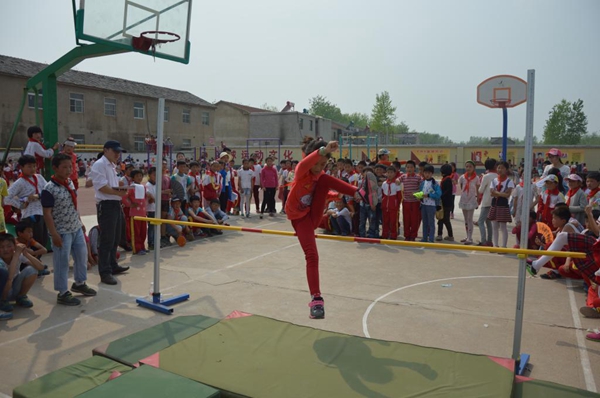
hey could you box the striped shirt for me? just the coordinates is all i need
[399,173,422,202]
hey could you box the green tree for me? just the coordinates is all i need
[370,91,397,135]
[467,136,491,145]
[418,132,453,145]
[579,131,600,145]
[308,95,344,122]
[394,121,410,134]
[343,112,370,129]
[543,99,588,144]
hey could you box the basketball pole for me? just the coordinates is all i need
[512,69,535,373]
[136,97,190,314]
[502,106,508,161]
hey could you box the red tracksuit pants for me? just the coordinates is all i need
[382,196,400,240]
[132,219,147,252]
[291,174,357,297]
[403,201,421,240]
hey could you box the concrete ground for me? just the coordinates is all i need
[1,184,599,396]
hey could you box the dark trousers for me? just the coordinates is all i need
[97,200,124,277]
[437,205,454,237]
[261,187,277,214]
[253,185,261,212]
[147,211,156,246]
[27,214,47,249]
[219,188,229,211]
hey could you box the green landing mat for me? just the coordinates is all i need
[93,315,219,366]
[76,364,220,398]
[153,314,516,398]
[514,378,600,398]
[13,356,132,398]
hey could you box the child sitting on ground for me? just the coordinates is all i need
[325,198,352,236]
[15,221,49,276]
[206,199,229,234]
[0,232,44,314]
[187,195,218,237]
[166,198,194,243]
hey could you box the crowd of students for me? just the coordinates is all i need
[0,130,598,342]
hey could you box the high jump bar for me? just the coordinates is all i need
[132,216,584,259]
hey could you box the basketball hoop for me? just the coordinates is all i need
[132,31,181,59]
[491,99,511,109]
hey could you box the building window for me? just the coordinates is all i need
[309,120,313,131]
[134,136,145,152]
[104,98,116,116]
[201,112,210,126]
[182,138,192,148]
[134,102,145,119]
[27,90,43,109]
[182,109,191,124]
[299,118,304,130]
[164,106,169,122]
[71,134,85,145]
[70,93,84,113]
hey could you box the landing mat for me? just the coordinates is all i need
[76,364,220,398]
[148,313,516,398]
[13,356,131,398]
[93,315,219,366]
[514,377,600,398]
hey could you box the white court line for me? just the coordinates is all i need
[566,279,597,392]
[363,275,597,391]
[362,275,517,338]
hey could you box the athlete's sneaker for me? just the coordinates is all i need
[309,297,325,319]
[16,295,33,308]
[0,311,12,320]
[586,331,600,342]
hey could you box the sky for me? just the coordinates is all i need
[1,0,598,142]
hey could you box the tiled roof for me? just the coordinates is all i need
[216,101,272,114]
[0,54,214,107]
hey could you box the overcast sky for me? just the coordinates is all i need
[1,0,598,142]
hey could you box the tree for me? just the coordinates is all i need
[466,136,491,145]
[343,112,370,129]
[418,132,453,145]
[543,99,588,145]
[308,95,343,122]
[579,131,600,145]
[395,121,410,134]
[370,91,397,133]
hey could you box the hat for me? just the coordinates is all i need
[536,174,559,187]
[219,151,231,161]
[565,174,582,182]
[378,148,390,156]
[171,197,181,202]
[63,138,77,147]
[104,140,127,152]
[546,148,562,157]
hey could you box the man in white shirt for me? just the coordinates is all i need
[477,158,498,246]
[89,141,130,285]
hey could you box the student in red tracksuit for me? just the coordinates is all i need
[286,138,362,320]
[399,160,422,241]
[124,170,148,254]
[381,166,402,240]
[202,161,222,209]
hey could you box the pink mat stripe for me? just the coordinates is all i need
[487,355,515,371]
[225,310,253,319]
[139,352,160,368]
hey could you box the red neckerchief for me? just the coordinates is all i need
[496,175,508,191]
[189,171,201,190]
[566,187,580,206]
[51,176,77,210]
[463,172,477,193]
[19,173,39,195]
[587,187,600,201]
[543,187,560,223]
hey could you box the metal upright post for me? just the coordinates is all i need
[502,106,508,161]
[513,69,535,373]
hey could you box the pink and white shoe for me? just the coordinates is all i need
[586,331,600,342]
[309,298,325,319]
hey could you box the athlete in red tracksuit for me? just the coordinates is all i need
[286,139,361,320]
[381,167,402,240]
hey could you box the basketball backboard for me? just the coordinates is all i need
[74,0,192,64]
[477,75,527,109]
